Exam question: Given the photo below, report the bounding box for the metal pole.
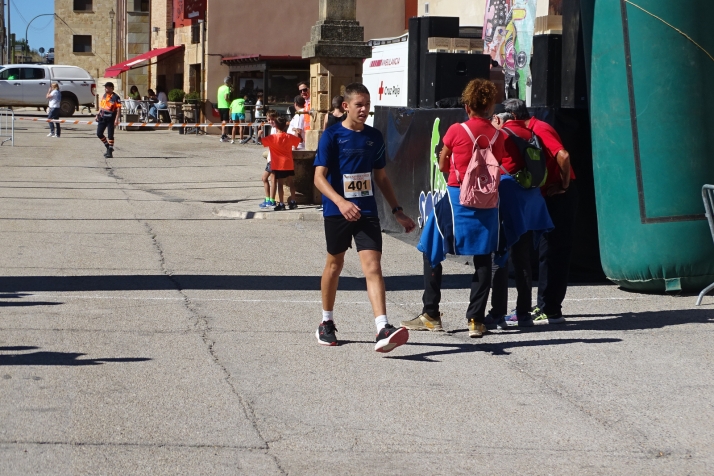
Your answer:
[24,15,55,64]
[110,18,113,66]
[7,0,11,63]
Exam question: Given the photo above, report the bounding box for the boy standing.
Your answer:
[313,83,416,353]
[288,95,306,150]
[230,95,246,144]
[259,111,278,208]
[262,116,300,211]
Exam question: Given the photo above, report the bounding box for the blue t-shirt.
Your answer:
[314,124,386,217]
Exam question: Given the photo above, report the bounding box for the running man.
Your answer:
[313,83,416,353]
[96,82,121,158]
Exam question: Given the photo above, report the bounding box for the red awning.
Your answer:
[104,46,184,78]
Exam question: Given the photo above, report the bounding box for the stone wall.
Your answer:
[126,12,150,96]
[55,0,119,80]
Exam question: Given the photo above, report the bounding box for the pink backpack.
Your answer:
[451,124,501,209]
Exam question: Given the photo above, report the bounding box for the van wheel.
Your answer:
[59,97,77,117]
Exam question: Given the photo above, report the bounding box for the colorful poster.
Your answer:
[483,0,537,101]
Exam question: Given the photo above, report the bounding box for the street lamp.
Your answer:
[109,8,115,66]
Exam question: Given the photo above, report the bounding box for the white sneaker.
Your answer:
[230,139,235,144]
[47,132,54,137]
[54,135,60,138]
[219,137,225,142]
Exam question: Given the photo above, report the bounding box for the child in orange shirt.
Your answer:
[262,116,301,211]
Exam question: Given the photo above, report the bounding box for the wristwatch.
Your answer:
[392,206,403,215]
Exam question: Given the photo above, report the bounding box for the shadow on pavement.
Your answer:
[0,275,613,293]
[554,309,714,332]
[386,338,622,362]
[0,301,62,307]
[0,349,151,366]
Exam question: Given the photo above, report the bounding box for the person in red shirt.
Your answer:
[262,116,301,211]
[502,99,578,324]
[403,78,506,338]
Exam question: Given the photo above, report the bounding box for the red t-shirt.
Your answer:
[262,132,301,170]
[443,117,509,187]
[528,117,576,189]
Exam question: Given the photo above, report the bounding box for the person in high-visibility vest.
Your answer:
[96,82,121,158]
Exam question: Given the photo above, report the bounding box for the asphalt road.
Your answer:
[0,114,712,475]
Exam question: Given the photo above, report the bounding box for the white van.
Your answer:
[362,34,409,126]
[0,64,97,116]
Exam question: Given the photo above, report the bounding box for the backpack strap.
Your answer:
[452,123,477,184]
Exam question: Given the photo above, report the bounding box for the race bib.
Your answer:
[343,172,373,198]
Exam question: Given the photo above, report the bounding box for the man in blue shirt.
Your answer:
[313,83,416,353]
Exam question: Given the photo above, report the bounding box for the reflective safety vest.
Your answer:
[99,93,121,116]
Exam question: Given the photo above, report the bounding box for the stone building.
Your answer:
[54,0,151,96]
[148,0,411,107]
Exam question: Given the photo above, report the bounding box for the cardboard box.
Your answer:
[427,37,451,52]
[450,38,471,52]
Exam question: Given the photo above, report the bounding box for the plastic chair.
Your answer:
[696,184,714,305]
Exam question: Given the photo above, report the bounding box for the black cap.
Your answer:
[104,82,115,88]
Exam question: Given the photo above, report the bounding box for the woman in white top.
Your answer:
[46,83,61,138]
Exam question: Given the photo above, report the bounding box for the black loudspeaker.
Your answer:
[408,16,460,108]
[531,35,562,108]
[561,0,588,108]
[420,53,491,108]
[407,17,422,108]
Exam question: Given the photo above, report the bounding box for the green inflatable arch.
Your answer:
[580,0,714,292]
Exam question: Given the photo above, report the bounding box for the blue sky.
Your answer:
[9,0,55,52]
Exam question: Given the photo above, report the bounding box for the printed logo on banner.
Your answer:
[418,118,447,229]
[378,81,402,101]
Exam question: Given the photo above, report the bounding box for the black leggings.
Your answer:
[422,253,491,323]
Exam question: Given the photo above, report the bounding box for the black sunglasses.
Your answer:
[299,88,309,93]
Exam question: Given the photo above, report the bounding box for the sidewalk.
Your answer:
[0,118,713,474]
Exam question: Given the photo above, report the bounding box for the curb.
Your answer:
[213,207,324,221]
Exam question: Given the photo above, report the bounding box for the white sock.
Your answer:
[322,310,333,322]
[375,315,388,331]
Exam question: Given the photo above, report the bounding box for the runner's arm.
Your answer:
[438,145,452,173]
[556,149,571,189]
[373,168,416,233]
[314,165,361,221]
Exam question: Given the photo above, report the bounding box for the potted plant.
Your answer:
[167,89,186,121]
[182,92,201,124]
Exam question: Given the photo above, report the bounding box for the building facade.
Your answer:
[149,0,410,105]
[54,0,151,96]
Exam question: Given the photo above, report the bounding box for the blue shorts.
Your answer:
[231,113,245,121]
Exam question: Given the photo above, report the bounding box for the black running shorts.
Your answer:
[218,108,230,122]
[324,215,382,255]
[273,170,295,180]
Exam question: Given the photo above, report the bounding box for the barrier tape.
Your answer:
[15,117,265,129]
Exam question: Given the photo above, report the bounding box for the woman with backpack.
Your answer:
[400,79,507,338]
[483,102,554,330]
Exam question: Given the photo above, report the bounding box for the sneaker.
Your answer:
[47,132,54,137]
[400,312,443,332]
[483,313,508,330]
[273,203,285,211]
[533,310,566,325]
[316,320,338,346]
[375,325,409,353]
[219,136,226,142]
[468,319,487,338]
[54,135,60,138]
[288,200,298,210]
[258,200,273,209]
[230,139,235,144]
[505,311,534,327]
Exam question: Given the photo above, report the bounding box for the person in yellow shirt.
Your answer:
[217,77,233,142]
